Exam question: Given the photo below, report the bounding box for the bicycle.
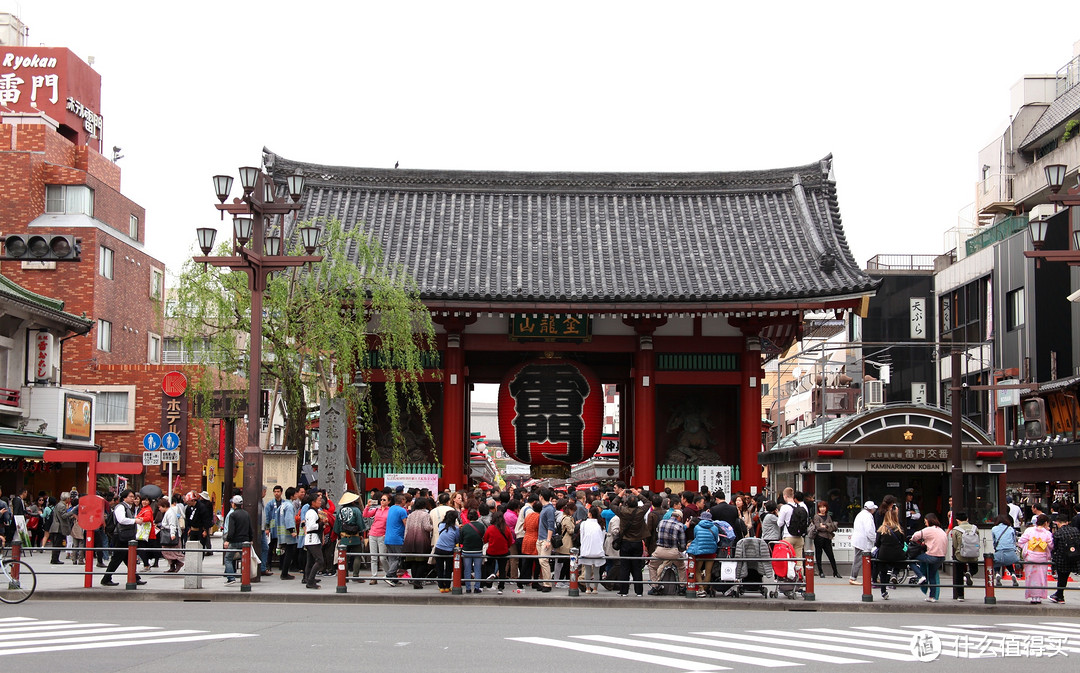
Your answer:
[1,541,37,604]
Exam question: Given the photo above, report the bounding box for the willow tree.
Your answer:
[170,217,437,474]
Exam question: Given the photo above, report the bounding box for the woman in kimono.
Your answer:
[1017,513,1054,604]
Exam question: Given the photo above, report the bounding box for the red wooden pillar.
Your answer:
[441,331,466,491]
[740,334,764,491]
[633,333,657,490]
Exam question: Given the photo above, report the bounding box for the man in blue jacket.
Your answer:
[383,493,409,586]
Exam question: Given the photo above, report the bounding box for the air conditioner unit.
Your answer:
[814,462,834,472]
[987,463,1007,474]
[865,380,885,407]
[1030,203,1056,221]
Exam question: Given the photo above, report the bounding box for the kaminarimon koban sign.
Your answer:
[498,358,603,477]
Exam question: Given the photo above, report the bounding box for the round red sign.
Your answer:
[162,371,188,397]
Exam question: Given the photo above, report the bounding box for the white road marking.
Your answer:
[0,633,255,657]
[0,626,162,641]
[638,632,868,664]
[749,629,912,652]
[694,631,918,662]
[509,636,730,671]
[574,634,797,668]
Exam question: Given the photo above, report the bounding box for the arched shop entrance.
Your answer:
[266,151,879,491]
[759,404,1007,527]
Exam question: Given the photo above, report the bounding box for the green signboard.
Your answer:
[509,314,592,341]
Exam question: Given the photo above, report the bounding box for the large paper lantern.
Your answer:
[498,358,603,466]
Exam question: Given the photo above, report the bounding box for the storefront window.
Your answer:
[963,474,998,525]
[813,474,862,526]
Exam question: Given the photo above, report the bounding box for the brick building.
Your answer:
[0,40,205,497]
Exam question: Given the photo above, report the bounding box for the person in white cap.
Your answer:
[187,490,215,557]
[223,495,252,585]
[849,500,878,584]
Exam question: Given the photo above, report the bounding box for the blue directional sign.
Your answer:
[163,432,181,451]
[143,433,162,451]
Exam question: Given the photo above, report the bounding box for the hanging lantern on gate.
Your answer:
[497,358,603,466]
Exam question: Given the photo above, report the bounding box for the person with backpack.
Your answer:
[1018,513,1054,604]
[949,511,981,601]
[776,487,809,559]
[687,510,720,598]
[1048,514,1080,604]
[100,489,146,587]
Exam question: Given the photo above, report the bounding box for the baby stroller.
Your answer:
[729,536,774,597]
[769,539,803,599]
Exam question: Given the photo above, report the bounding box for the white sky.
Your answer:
[13,1,1080,282]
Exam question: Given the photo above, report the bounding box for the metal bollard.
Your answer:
[10,540,20,581]
[336,544,347,594]
[241,542,251,592]
[983,553,996,605]
[84,530,94,589]
[803,553,815,601]
[861,552,873,602]
[685,556,697,599]
[126,540,138,590]
[568,549,579,597]
[451,546,463,595]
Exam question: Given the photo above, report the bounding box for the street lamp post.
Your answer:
[1024,163,1080,265]
[193,167,322,529]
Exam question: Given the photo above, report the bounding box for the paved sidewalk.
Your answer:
[16,539,1080,615]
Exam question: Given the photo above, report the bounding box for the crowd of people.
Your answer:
[3,481,1080,605]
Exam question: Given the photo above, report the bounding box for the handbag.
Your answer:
[135,521,152,541]
[159,526,177,546]
[720,560,737,582]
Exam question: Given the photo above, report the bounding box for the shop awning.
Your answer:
[0,445,46,459]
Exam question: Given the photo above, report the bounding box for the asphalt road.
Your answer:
[2,602,1078,672]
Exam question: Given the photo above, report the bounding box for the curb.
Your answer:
[30,590,1080,616]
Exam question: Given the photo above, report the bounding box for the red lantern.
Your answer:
[497,358,603,466]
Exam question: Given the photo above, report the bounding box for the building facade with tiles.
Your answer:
[265,149,879,493]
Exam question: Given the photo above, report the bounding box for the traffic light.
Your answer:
[1022,397,1048,440]
[2,234,81,261]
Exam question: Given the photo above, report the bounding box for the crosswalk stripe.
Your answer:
[900,625,1080,656]
[638,632,868,665]
[509,636,730,671]
[574,634,797,668]
[0,633,255,657]
[1042,622,1080,629]
[0,623,119,636]
[694,631,917,662]
[0,629,205,649]
[0,620,77,628]
[997,621,1077,635]
[749,629,912,652]
[802,628,912,644]
[0,618,36,623]
[0,626,163,641]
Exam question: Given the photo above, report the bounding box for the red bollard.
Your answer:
[685,556,697,599]
[125,540,138,590]
[569,554,580,597]
[336,544,347,594]
[803,553,815,601]
[84,530,94,589]
[861,552,873,602]
[10,540,20,581]
[983,553,996,605]
[451,546,463,595]
[240,542,251,592]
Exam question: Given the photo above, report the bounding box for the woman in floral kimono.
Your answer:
[1018,513,1054,604]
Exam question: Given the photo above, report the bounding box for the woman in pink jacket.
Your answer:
[1018,514,1054,604]
[363,494,391,585]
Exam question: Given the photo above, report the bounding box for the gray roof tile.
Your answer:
[1021,83,1080,149]
[265,151,878,305]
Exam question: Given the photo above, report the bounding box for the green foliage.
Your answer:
[171,217,437,472]
[1063,119,1080,143]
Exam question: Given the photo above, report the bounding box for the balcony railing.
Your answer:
[865,254,937,271]
[0,387,20,407]
[964,215,1029,257]
[163,349,225,364]
[359,462,442,477]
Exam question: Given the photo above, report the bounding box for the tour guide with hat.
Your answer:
[333,492,367,580]
[849,500,878,584]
